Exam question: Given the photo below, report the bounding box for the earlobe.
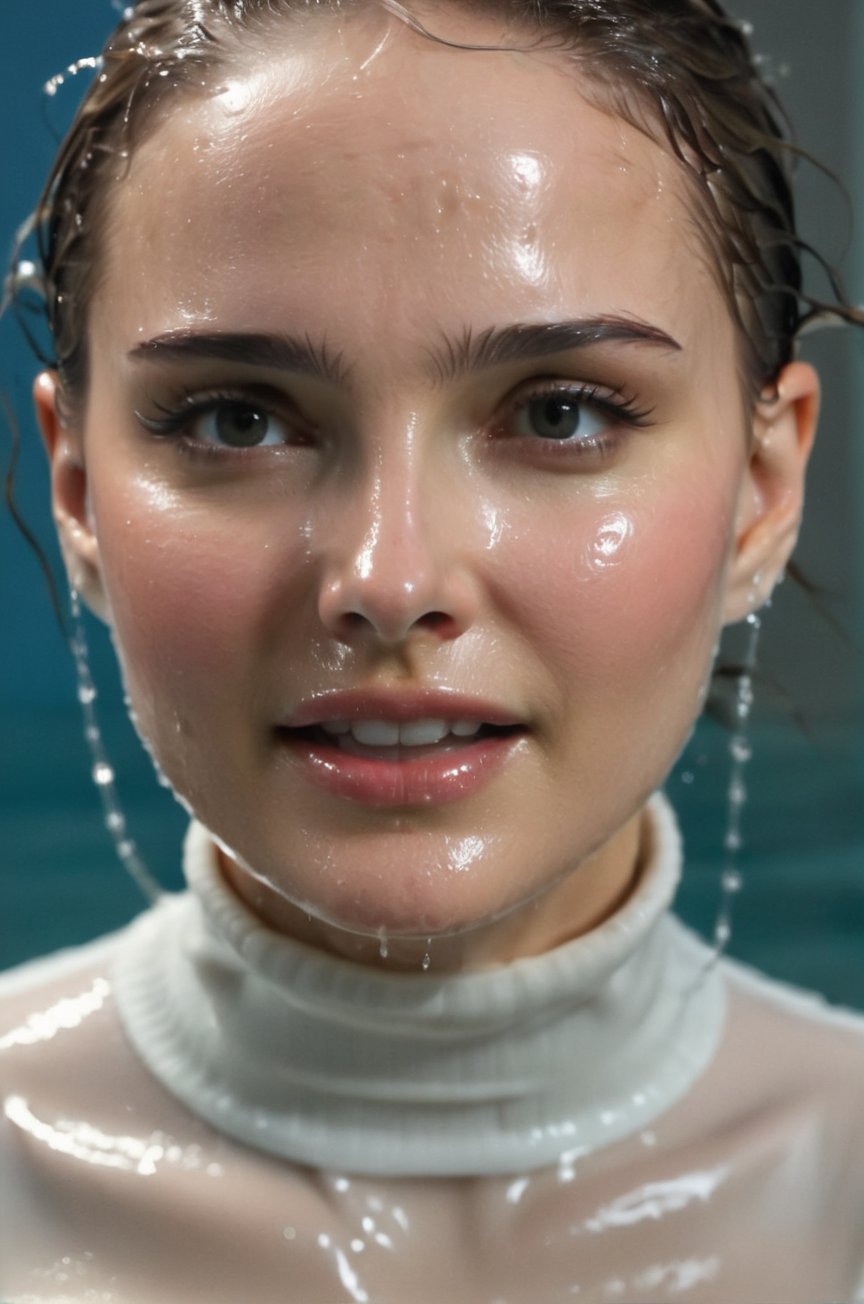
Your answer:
[33,371,109,621]
[723,360,820,625]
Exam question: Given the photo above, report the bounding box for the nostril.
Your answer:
[332,607,458,642]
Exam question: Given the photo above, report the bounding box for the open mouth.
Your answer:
[275,700,526,805]
[280,719,522,762]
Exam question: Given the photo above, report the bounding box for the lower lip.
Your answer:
[276,731,520,807]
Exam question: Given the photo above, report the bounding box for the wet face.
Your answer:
[56,10,772,965]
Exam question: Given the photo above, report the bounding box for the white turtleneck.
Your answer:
[112,793,725,1176]
[5,794,864,1303]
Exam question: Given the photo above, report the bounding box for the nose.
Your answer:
[317,462,478,646]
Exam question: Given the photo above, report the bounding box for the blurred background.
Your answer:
[1,0,863,998]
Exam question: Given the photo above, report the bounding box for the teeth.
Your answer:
[318,718,484,746]
[352,720,401,746]
[398,719,449,746]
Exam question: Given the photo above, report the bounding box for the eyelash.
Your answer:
[133,379,654,461]
[501,379,653,456]
[134,388,311,457]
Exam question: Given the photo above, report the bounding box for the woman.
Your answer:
[1,1,863,1299]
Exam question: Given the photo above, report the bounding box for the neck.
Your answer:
[112,793,727,1176]
[218,809,644,973]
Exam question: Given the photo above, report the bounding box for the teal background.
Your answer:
[1,2,862,1002]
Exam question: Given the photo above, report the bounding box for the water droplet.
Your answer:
[421,952,431,972]
[735,697,753,722]
[721,869,742,894]
[377,928,389,960]
[728,778,747,807]
[730,735,752,764]
[71,599,162,904]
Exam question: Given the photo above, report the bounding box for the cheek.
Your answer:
[494,471,737,683]
[91,475,309,711]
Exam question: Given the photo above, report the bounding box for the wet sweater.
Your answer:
[2,795,864,1303]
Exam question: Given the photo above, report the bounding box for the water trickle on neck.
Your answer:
[69,587,163,905]
[711,610,761,959]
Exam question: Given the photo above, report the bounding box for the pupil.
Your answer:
[532,396,581,440]
[217,405,268,447]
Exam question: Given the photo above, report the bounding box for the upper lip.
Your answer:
[281,689,525,729]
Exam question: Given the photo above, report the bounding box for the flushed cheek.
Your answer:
[92,482,307,724]
[498,486,735,685]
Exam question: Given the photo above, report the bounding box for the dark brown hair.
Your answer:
[7,0,863,417]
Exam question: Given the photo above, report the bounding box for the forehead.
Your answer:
[97,11,726,358]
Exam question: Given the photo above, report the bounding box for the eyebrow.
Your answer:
[128,331,349,386]
[428,316,681,382]
[127,315,681,386]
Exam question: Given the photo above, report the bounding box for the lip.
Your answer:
[281,688,523,730]
[277,689,526,808]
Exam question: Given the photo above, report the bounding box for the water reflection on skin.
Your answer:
[503,151,551,289]
[589,512,635,572]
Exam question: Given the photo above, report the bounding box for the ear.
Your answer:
[34,371,109,622]
[723,360,820,625]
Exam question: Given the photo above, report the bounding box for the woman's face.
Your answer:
[52,11,775,964]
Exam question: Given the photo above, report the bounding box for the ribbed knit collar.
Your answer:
[113,794,724,1176]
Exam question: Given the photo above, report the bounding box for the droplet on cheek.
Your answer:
[588,512,635,572]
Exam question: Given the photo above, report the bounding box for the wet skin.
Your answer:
[39,7,816,969]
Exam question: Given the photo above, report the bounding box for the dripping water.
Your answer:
[377,928,389,961]
[421,940,432,972]
[43,56,103,99]
[69,588,163,905]
[710,610,761,960]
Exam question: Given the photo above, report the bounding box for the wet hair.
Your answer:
[6,0,863,419]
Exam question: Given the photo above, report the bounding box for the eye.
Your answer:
[511,391,609,443]
[193,401,289,449]
[500,380,653,458]
[135,390,310,451]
